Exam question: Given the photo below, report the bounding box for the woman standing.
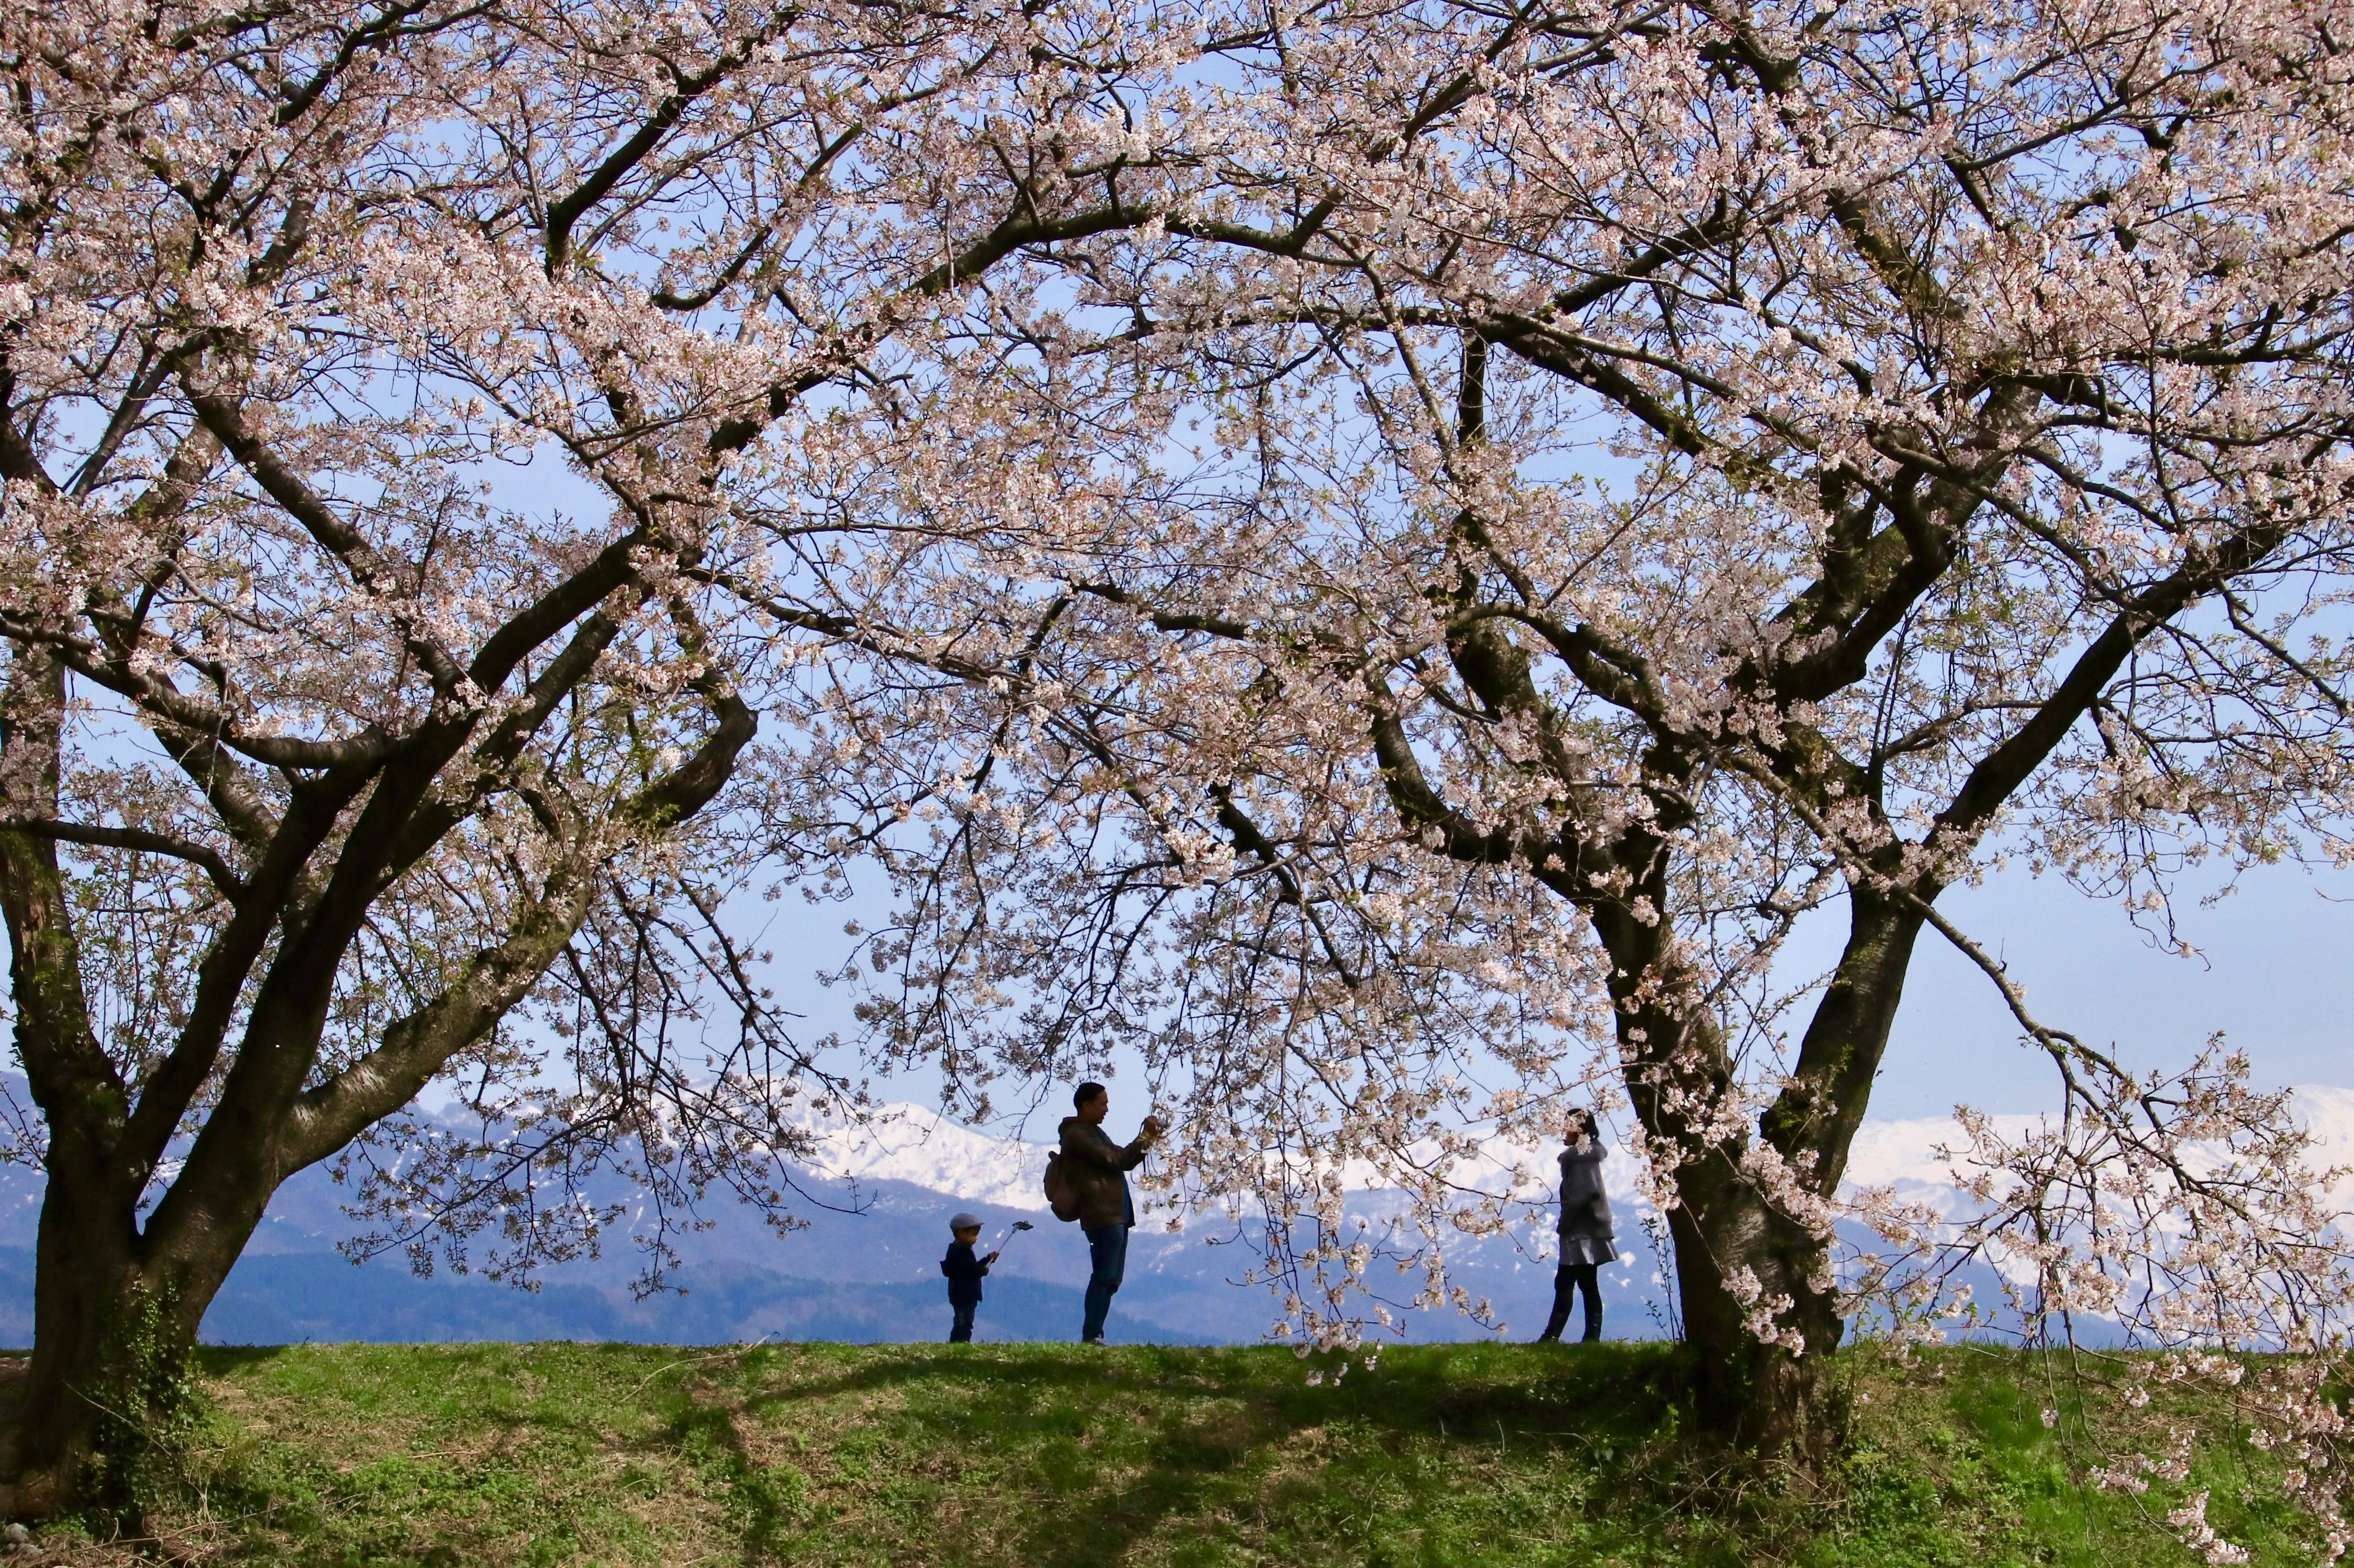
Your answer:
[1536,1109,1614,1343]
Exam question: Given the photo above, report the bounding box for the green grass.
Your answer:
[11,1339,2339,1565]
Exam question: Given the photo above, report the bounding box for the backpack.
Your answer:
[1042,1150,1083,1222]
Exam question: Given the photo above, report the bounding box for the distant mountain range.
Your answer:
[3,1084,2346,1347]
[0,1095,1662,1347]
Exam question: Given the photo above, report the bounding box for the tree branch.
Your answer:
[0,818,245,899]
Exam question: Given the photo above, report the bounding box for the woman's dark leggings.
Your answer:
[1539,1262,1602,1342]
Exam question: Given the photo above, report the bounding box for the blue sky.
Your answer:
[27,434,2307,1145]
[731,851,2353,1134]
[433,394,2354,1132]
[1845,860,2352,1117]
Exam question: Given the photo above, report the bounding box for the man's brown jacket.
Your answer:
[1057,1117,1156,1229]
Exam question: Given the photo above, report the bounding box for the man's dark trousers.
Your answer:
[949,1302,976,1343]
[1081,1223,1128,1341]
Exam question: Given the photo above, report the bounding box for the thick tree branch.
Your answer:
[1938,519,2291,837]
[281,854,600,1170]
[0,818,245,899]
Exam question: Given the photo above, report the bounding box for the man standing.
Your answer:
[1057,1083,1163,1345]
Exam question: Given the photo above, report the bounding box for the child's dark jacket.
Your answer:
[940,1240,990,1305]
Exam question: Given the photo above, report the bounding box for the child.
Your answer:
[940,1212,998,1343]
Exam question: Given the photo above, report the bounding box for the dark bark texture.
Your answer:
[0,566,749,1517]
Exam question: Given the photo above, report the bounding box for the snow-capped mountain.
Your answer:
[2,1083,2347,1347]
[795,1102,1057,1213]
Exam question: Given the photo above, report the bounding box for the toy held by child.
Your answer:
[940,1212,998,1343]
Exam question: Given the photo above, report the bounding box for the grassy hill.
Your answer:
[0,1340,2331,1566]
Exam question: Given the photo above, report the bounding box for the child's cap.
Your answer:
[950,1212,982,1231]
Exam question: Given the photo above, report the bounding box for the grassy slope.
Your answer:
[14,1340,2335,1566]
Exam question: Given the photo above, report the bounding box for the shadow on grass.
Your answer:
[34,1341,2293,1566]
[658,1398,807,1565]
[737,1342,1684,1434]
[662,1342,1693,1567]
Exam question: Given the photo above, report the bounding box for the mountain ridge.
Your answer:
[2,1083,2345,1346]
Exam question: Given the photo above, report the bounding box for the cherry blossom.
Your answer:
[0,0,1206,1514]
[779,0,2354,1470]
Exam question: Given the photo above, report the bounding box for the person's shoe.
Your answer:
[1081,1334,1107,1345]
[1531,1332,1560,1344]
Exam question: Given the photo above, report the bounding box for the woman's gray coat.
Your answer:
[1557,1141,1616,1268]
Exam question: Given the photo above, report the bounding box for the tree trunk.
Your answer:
[1760,887,1929,1196]
[1592,853,1934,1469]
[13,1186,147,1521]
[7,1168,246,1522]
[0,647,258,1522]
[1628,884,1927,1468]
[8,1180,130,1520]
[1664,1156,1848,1466]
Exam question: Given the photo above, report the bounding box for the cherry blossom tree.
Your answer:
[11,0,2354,1523]
[784,0,2354,1465]
[0,0,1204,1514]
